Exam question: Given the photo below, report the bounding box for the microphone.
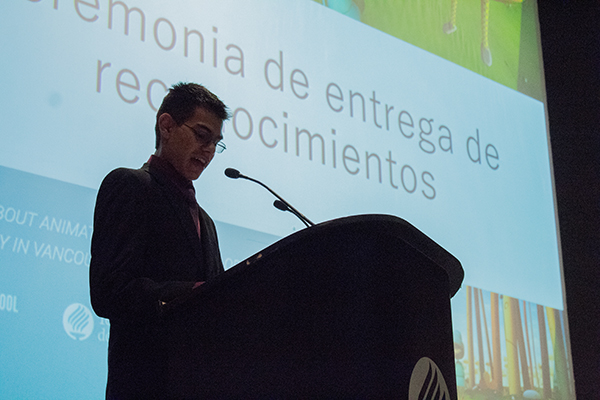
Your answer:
[273,200,288,212]
[224,168,241,179]
[224,168,315,228]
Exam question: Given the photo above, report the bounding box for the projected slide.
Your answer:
[0,0,573,398]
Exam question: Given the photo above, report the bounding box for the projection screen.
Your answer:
[0,0,575,398]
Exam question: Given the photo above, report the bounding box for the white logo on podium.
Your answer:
[63,303,94,340]
[409,357,451,400]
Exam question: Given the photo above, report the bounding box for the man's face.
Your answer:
[158,107,223,181]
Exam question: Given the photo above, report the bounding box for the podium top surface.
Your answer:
[228,214,464,297]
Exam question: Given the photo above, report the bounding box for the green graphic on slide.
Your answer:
[313,0,543,101]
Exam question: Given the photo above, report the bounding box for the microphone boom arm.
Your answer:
[242,175,315,227]
[225,168,315,227]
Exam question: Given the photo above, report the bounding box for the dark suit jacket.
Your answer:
[90,161,224,399]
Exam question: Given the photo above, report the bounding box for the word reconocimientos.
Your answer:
[96,58,500,201]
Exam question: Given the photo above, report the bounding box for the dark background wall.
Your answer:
[538,2,600,398]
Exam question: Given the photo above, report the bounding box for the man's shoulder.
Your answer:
[101,166,150,187]
[96,166,155,202]
[105,165,148,179]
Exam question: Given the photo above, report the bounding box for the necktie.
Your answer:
[186,187,201,240]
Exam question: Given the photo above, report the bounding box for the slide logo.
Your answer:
[63,303,94,341]
[408,357,450,400]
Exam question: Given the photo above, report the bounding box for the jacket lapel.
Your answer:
[144,163,204,267]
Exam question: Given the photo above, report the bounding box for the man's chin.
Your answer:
[188,168,204,181]
[187,161,208,180]
[188,173,202,181]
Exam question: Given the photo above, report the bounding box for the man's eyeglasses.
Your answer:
[183,123,226,154]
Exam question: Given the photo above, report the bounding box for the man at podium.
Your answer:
[89,82,230,399]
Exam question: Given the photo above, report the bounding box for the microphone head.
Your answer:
[224,168,241,179]
[273,200,289,211]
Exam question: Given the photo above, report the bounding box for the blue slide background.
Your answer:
[0,0,572,397]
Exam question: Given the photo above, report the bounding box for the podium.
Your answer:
[165,215,464,399]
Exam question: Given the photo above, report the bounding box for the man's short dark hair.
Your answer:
[155,82,230,149]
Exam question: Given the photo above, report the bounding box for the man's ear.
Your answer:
[158,113,176,142]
